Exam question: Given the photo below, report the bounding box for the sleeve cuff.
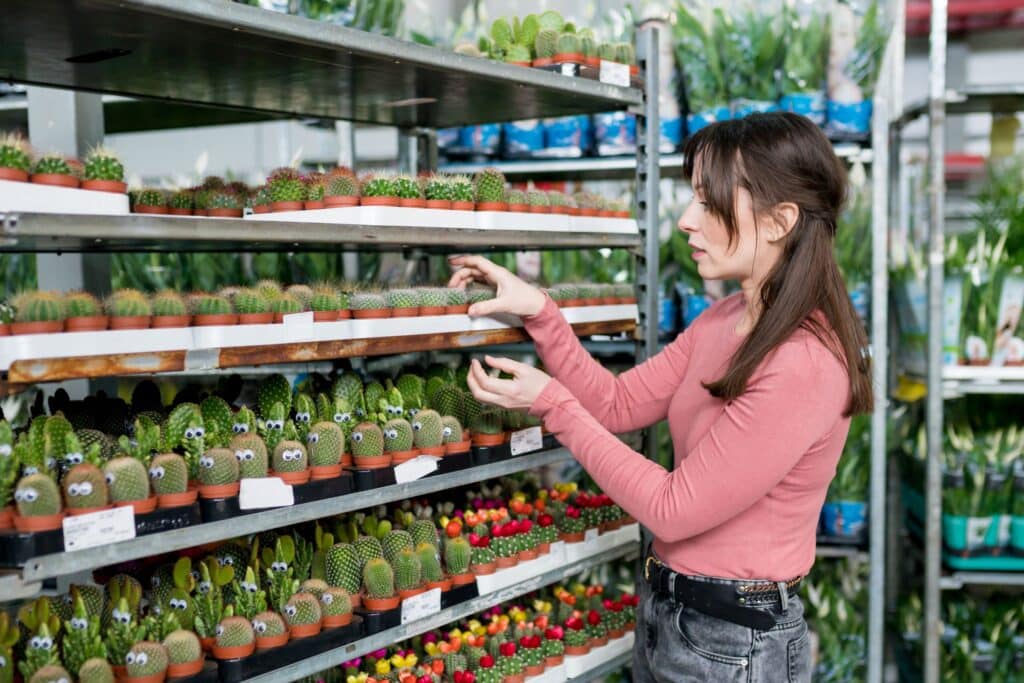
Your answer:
[522,293,562,332]
[529,377,574,421]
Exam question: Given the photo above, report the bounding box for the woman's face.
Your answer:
[677,182,764,283]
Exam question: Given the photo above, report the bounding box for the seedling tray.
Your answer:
[214,617,363,683]
[349,466,396,491]
[356,605,401,635]
[201,474,353,522]
[433,450,472,476]
[168,660,220,683]
[472,443,511,466]
[441,580,479,609]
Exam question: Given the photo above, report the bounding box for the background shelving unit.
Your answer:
[0,3,662,682]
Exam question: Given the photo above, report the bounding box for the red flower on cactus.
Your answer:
[479,655,495,669]
[538,513,554,527]
[565,506,581,519]
[565,617,584,631]
[499,642,517,657]
[609,600,624,612]
[545,626,564,640]
[519,519,533,533]
[468,532,481,546]
[587,610,601,626]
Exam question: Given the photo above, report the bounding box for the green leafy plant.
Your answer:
[782,8,829,93]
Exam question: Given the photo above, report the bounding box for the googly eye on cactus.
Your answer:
[105,472,115,484]
[335,412,351,423]
[18,488,38,502]
[174,598,188,610]
[307,433,319,444]
[125,652,136,665]
[57,678,69,683]
[200,456,214,469]
[321,593,334,605]
[191,569,200,580]
[233,423,248,434]
[216,625,224,636]
[292,450,303,461]
[234,450,245,461]
[184,428,196,439]
[195,427,206,437]
[297,412,310,423]
[135,652,149,666]
[284,605,297,617]
[0,655,7,667]
[272,420,284,430]
[271,561,288,572]
[67,483,81,496]
[23,465,39,476]
[220,555,235,566]
[45,457,56,470]
[151,576,161,587]
[253,620,267,633]
[79,481,93,495]
[413,421,423,431]
[149,465,166,479]
[352,432,363,443]
[65,452,84,465]
[244,449,254,460]
[240,581,256,593]
[198,581,212,594]
[152,604,162,615]
[408,408,420,417]
[29,636,43,649]
[71,617,88,630]
[443,426,453,438]
[41,637,53,649]
[0,444,11,456]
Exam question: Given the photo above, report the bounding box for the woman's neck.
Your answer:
[736,278,762,336]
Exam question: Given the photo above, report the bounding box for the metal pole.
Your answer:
[924,0,948,680]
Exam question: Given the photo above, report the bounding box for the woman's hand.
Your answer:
[467,356,552,411]
[447,254,547,318]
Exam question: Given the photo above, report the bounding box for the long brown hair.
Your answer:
[682,112,872,416]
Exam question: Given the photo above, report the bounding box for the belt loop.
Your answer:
[668,572,678,603]
[776,581,788,614]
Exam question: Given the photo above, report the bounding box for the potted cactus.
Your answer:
[63,291,108,332]
[350,422,389,469]
[416,287,447,316]
[319,586,352,628]
[150,290,191,328]
[81,147,126,193]
[303,172,327,210]
[360,173,400,207]
[350,291,391,320]
[310,285,341,322]
[250,185,272,214]
[0,133,32,182]
[336,288,352,319]
[197,447,240,499]
[504,43,532,66]
[230,431,270,480]
[470,409,505,447]
[562,617,590,655]
[526,189,550,214]
[213,612,256,659]
[105,289,152,330]
[324,542,362,608]
[444,535,474,586]
[361,556,399,611]
[411,409,445,457]
[610,199,631,218]
[191,293,237,326]
[307,422,344,480]
[448,175,475,210]
[149,452,196,508]
[444,288,469,315]
[272,438,310,485]
[251,610,289,650]
[423,174,453,210]
[393,547,424,599]
[132,188,167,215]
[474,168,508,211]
[547,191,570,215]
[232,288,272,324]
[123,641,169,683]
[385,288,419,317]
[324,168,360,207]
[282,592,322,639]
[266,167,306,212]
[270,293,304,323]
[207,189,244,218]
[394,174,425,208]
[469,537,497,575]
[108,423,159,513]
[12,470,64,531]
[167,189,194,216]
[382,418,418,465]
[442,415,470,455]
[31,153,80,188]
[533,28,558,67]
[417,542,451,592]
[286,284,314,309]
[11,290,65,335]
[61,439,109,516]
[542,627,565,666]
[558,506,585,543]
[0,422,18,529]
[553,32,583,65]
[162,629,203,678]
[506,189,528,212]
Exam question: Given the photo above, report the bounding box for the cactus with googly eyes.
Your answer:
[61,592,106,677]
[214,614,254,651]
[125,641,168,678]
[282,592,321,629]
[229,433,269,479]
[192,559,233,640]
[197,448,239,487]
[0,421,18,512]
[29,664,73,683]
[258,373,292,418]
[306,422,343,468]
[61,462,108,510]
[324,396,355,439]
[102,598,144,675]
[293,393,317,441]
[102,456,151,505]
[350,423,384,461]
[200,396,234,449]
[153,558,195,632]
[249,610,286,642]
[272,440,307,474]
[382,418,415,453]
[162,629,201,668]
[139,611,179,644]
[411,409,444,450]
[58,430,101,475]
[76,658,114,683]
[231,567,267,620]
[14,472,62,518]
[18,621,60,681]
[319,586,352,620]
[258,403,287,453]
[231,405,257,436]
[262,537,299,613]
[148,452,188,496]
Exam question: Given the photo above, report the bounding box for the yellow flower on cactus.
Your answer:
[472,624,487,636]
[425,642,440,657]
[375,660,391,675]
[538,490,549,500]
[439,515,450,528]
[512,492,527,502]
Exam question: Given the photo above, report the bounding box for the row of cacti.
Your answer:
[452,10,636,72]
[0,134,126,189]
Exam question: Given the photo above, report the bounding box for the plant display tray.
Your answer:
[472,443,512,465]
[349,466,397,491]
[0,178,129,215]
[526,662,567,683]
[200,473,352,521]
[475,542,566,596]
[440,580,479,609]
[355,605,401,635]
[563,523,640,564]
[562,631,635,679]
[198,496,251,523]
[137,503,202,536]
[432,449,472,476]
[214,617,363,683]
[167,659,219,683]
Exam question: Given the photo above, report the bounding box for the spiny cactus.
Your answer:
[272,440,307,473]
[408,519,439,549]
[441,416,464,445]
[444,536,472,575]
[598,42,617,61]
[197,448,239,487]
[325,172,359,198]
[350,423,384,459]
[62,463,108,510]
[230,433,269,479]
[255,279,282,299]
[134,188,166,208]
[151,290,187,317]
[320,587,352,618]
[208,189,243,210]
[148,452,187,496]
[162,629,200,665]
[304,173,326,201]
[526,189,550,208]
[362,557,395,600]
[615,42,636,65]
[33,154,75,177]
[0,133,32,174]
[423,175,454,201]
[250,611,287,640]
[13,291,65,324]
[306,422,343,467]
[415,543,444,583]
[269,293,303,316]
[168,189,193,210]
[103,457,150,503]
[83,148,124,182]
[232,288,269,315]
[507,189,527,206]
[63,291,102,318]
[28,664,70,683]
[125,641,168,678]
[381,529,414,564]
[266,167,306,204]
[393,175,422,200]
[285,285,313,308]
[361,173,397,198]
[258,374,293,418]
[324,543,361,594]
[14,473,62,517]
[192,294,233,317]
[382,418,414,453]
[393,548,422,592]
[385,288,419,310]
[105,289,152,317]
[474,168,507,204]
[215,615,255,648]
[412,409,444,449]
[350,292,387,311]
[556,32,581,55]
[535,29,559,58]
[310,286,340,313]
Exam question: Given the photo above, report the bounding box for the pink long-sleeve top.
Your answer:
[525,292,851,581]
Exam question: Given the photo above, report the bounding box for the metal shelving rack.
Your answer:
[0,2,661,680]
[885,0,1024,679]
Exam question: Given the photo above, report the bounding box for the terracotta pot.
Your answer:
[554,52,585,64]
[289,622,322,639]
[351,454,392,470]
[313,310,338,322]
[208,207,243,218]
[532,57,554,67]
[609,627,625,639]
[495,555,518,568]
[590,635,609,648]
[13,512,64,532]
[579,208,599,217]
[451,572,476,587]
[167,656,205,678]
[584,298,601,306]
[425,578,452,592]
[362,595,400,611]
[0,167,29,182]
[270,201,304,212]
[538,542,551,555]
[168,207,193,216]
[325,195,359,207]
[471,432,505,447]
[31,173,79,188]
[625,620,636,631]
[399,587,426,600]
[115,495,158,514]
[255,632,289,650]
[198,482,240,499]
[274,469,311,485]
[585,56,601,68]
[444,304,470,315]
[361,196,400,207]
[630,64,639,77]
[158,488,199,508]
[470,562,497,576]
[134,205,168,215]
[444,440,472,456]
[560,531,585,543]
[614,210,631,218]
[11,320,63,335]
[476,201,508,211]
[238,312,273,325]
[0,506,12,530]
[110,315,152,330]
[399,198,427,208]
[508,203,529,212]
[253,205,270,214]
[125,673,168,683]
[310,464,343,480]
[425,199,451,209]
[562,299,584,308]
[564,644,590,656]
[0,324,9,336]
[65,315,109,332]
[194,313,238,326]
[194,209,209,216]
[529,206,548,214]
[82,179,127,193]
[518,548,539,562]
[112,664,129,682]
[213,642,256,659]
[304,200,325,210]
[525,663,546,676]
[391,306,418,317]
[418,445,445,457]
[598,210,615,218]
[419,306,445,316]
[388,449,420,465]
[502,674,525,683]
[452,200,475,211]
[67,504,113,516]
[545,655,565,667]
[551,206,570,215]
[506,60,531,67]
[149,315,191,328]
[349,592,362,609]
[570,207,582,216]
[322,612,353,628]
[352,308,391,319]
[337,309,351,319]
[199,637,215,653]
[340,453,353,468]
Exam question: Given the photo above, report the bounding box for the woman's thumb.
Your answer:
[468,297,503,318]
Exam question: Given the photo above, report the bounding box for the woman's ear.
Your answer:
[766,202,800,242]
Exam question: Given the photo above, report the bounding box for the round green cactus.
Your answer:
[230,433,269,479]
[193,294,233,316]
[77,658,114,683]
[14,473,61,516]
[382,418,414,453]
[353,535,384,566]
[83,148,124,182]
[149,453,188,495]
[393,175,422,200]
[320,587,352,617]
[283,592,321,626]
[504,44,531,63]
[473,168,507,203]
[272,440,307,473]
[32,154,73,176]
[232,288,270,315]
[266,167,306,204]
[269,293,303,315]
[598,42,617,61]
[304,173,326,201]
[393,548,422,592]
[310,287,340,312]
[556,32,581,55]
[381,529,414,564]
[325,172,359,198]
[255,279,282,299]
[361,174,397,198]
[13,291,65,323]
[325,543,361,594]
[615,42,636,65]
[444,536,472,575]
[350,423,384,459]
[169,189,193,210]
[103,457,150,503]
[105,290,152,317]
[299,578,329,598]
[134,188,166,208]
[350,292,387,311]
[362,557,395,599]
[441,416,464,444]
[162,629,201,665]
[446,289,468,307]
[548,191,569,208]
[151,290,187,317]
[412,409,444,449]
[507,189,527,205]
[385,289,418,310]
[125,641,168,678]
[257,374,293,418]
[63,291,101,318]
[580,34,597,57]
[216,616,254,648]
[0,133,32,173]
[534,29,559,58]
[417,288,448,308]
[208,190,243,210]
[423,175,454,201]
[306,422,343,467]
[448,176,474,203]
[408,519,439,549]
[62,463,108,509]
[470,409,504,436]
[286,285,314,308]
[526,189,550,207]
[467,288,495,304]
[250,611,287,639]
[415,543,444,583]
[197,448,239,486]
[28,665,72,683]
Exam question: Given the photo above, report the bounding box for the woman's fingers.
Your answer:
[466,365,509,407]
[467,297,508,318]
[483,355,526,376]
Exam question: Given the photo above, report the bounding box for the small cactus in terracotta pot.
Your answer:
[105,290,152,330]
[63,291,108,331]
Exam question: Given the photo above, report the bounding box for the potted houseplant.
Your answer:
[450,175,476,211]
[562,617,590,656]
[124,641,169,683]
[548,191,570,215]
[31,154,80,188]
[324,542,362,608]
[11,290,65,335]
[192,293,237,326]
[542,627,565,667]
[168,189,194,216]
[197,447,241,499]
[361,557,400,612]
[442,415,471,455]
[360,173,400,207]
[0,133,32,182]
[230,431,270,480]
[207,189,245,218]
[307,422,344,480]
[533,28,558,67]
[558,506,585,543]
[445,288,469,315]
[61,446,109,516]
[304,172,327,210]
[385,288,420,317]
[383,417,418,465]
[283,592,322,639]
[193,559,233,652]
[63,291,109,331]
[470,410,505,447]
[412,409,446,457]
[490,524,519,569]
[394,548,425,600]
[233,288,273,324]
[394,174,426,208]
[272,438,311,486]
[311,285,341,322]
[526,189,550,214]
[250,185,272,214]
[444,535,475,586]
[319,587,353,628]
[213,612,256,659]
[553,32,584,65]
[351,291,391,319]
[132,188,168,215]
[350,422,390,469]
[81,147,127,193]
[266,167,307,212]
[507,189,528,212]
[149,452,197,508]
[0,422,17,530]
[424,175,453,210]
[417,288,448,317]
[108,422,160,513]
[151,290,191,328]
[163,629,204,678]
[469,536,497,575]
[105,289,153,330]
[12,471,64,532]
[251,611,289,650]
[324,168,360,207]
[417,542,451,593]
[474,168,508,211]
[270,293,304,323]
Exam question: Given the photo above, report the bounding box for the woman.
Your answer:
[448,112,872,682]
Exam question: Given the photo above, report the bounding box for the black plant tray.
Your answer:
[201,473,354,522]
[356,605,401,635]
[199,496,251,523]
[472,443,511,466]
[441,580,479,609]
[0,503,201,567]
[542,434,560,451]
[349,467,396,491]
[169,659,220,683]
[535,62,582,78]
[433,449,472,476]
[214,617,364,683]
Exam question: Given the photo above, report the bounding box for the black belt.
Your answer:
[642,555,802,631]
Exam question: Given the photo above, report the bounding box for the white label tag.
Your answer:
[599,60,630,87]
[400,588,441,624]
[510,426,543,456]
[583,528,600,552]
[966,517,991,550]
[239,477,294,509]
[394,455,440,484]
[282,311,315,341]
[63,506,136,552]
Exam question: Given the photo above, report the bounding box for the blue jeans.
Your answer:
[632,571,812,682]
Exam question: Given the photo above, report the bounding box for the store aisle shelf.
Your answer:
[895,85,1024,126]
[0,0,640,128]
[817,544,870,561]
[244,541,639,683]
[939,571,1024,590]
[940,365,1024,397]
[567,652,633,683]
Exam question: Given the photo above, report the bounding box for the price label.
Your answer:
[282,311,315,341]
[401,588,441,624]
[394,455,440,484]
[239,478,294,509]
[63,506,135,552]
[599,60,630,87]
[510,426,543,456]
[583,528,600,552]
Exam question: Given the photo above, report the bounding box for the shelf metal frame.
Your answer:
[939,571,1024,590]
[244,542,639,683]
